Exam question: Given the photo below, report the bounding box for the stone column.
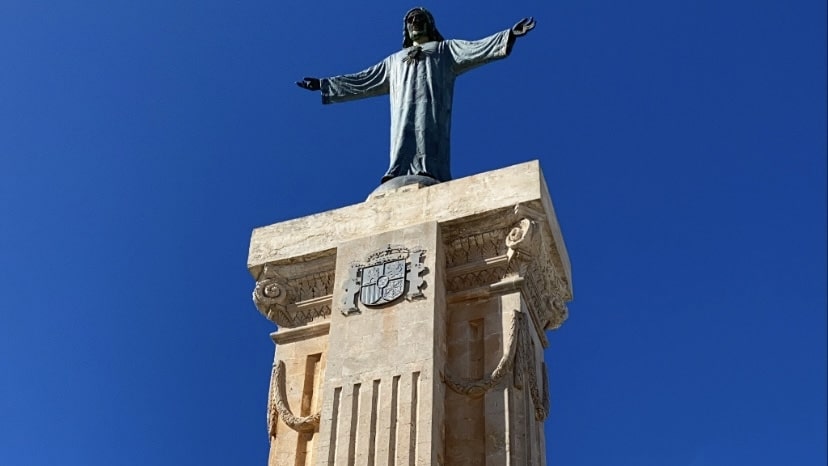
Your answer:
[249,161,572,466]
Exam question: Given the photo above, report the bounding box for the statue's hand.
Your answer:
[296,77,321,91]
[511,17,536,37]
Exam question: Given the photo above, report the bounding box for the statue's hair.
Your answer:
[403,7,444,48]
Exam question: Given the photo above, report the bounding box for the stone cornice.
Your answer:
[271,322,331,345]
[443,203,572,337]
[248,161,572,292]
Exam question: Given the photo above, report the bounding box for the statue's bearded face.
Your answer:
[406,10,431,43]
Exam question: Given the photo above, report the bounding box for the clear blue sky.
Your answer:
[1,1,825,465]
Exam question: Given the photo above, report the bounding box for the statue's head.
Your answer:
[403,7,444,48]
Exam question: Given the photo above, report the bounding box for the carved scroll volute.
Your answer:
[505,218,540,275]
[252,264,292,324]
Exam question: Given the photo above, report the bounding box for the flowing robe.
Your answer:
[320,30,513,183]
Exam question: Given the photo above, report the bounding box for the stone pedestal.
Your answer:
[249,161,572,466]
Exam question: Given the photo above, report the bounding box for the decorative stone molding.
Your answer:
[446,260,510,294]
[292,270,335,302]
[445,227,511,268]
[271,322,330,346]
[267,360,321,436]
[252,256,336,328]
[279,302,331,328]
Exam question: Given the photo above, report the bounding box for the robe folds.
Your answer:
[320,29,512,183]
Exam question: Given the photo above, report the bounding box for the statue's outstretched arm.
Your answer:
[511,17,536,37]
[296,77,321,91]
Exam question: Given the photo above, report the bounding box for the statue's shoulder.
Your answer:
[424,41,446,53]
[392,47,411,59]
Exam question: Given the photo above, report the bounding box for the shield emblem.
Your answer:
[359,259,406,306]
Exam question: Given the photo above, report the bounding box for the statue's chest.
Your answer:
[389,45,453,93]
[397,45,444,70]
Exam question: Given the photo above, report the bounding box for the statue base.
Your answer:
[368,174,442,200]
[249,161,573,465]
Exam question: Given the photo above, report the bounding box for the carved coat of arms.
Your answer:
[341,246,426,315]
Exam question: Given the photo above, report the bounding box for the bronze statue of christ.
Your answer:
[298,8,536,184]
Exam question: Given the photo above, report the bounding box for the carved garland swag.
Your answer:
[442,310,550,422]
[267,360,321,436]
